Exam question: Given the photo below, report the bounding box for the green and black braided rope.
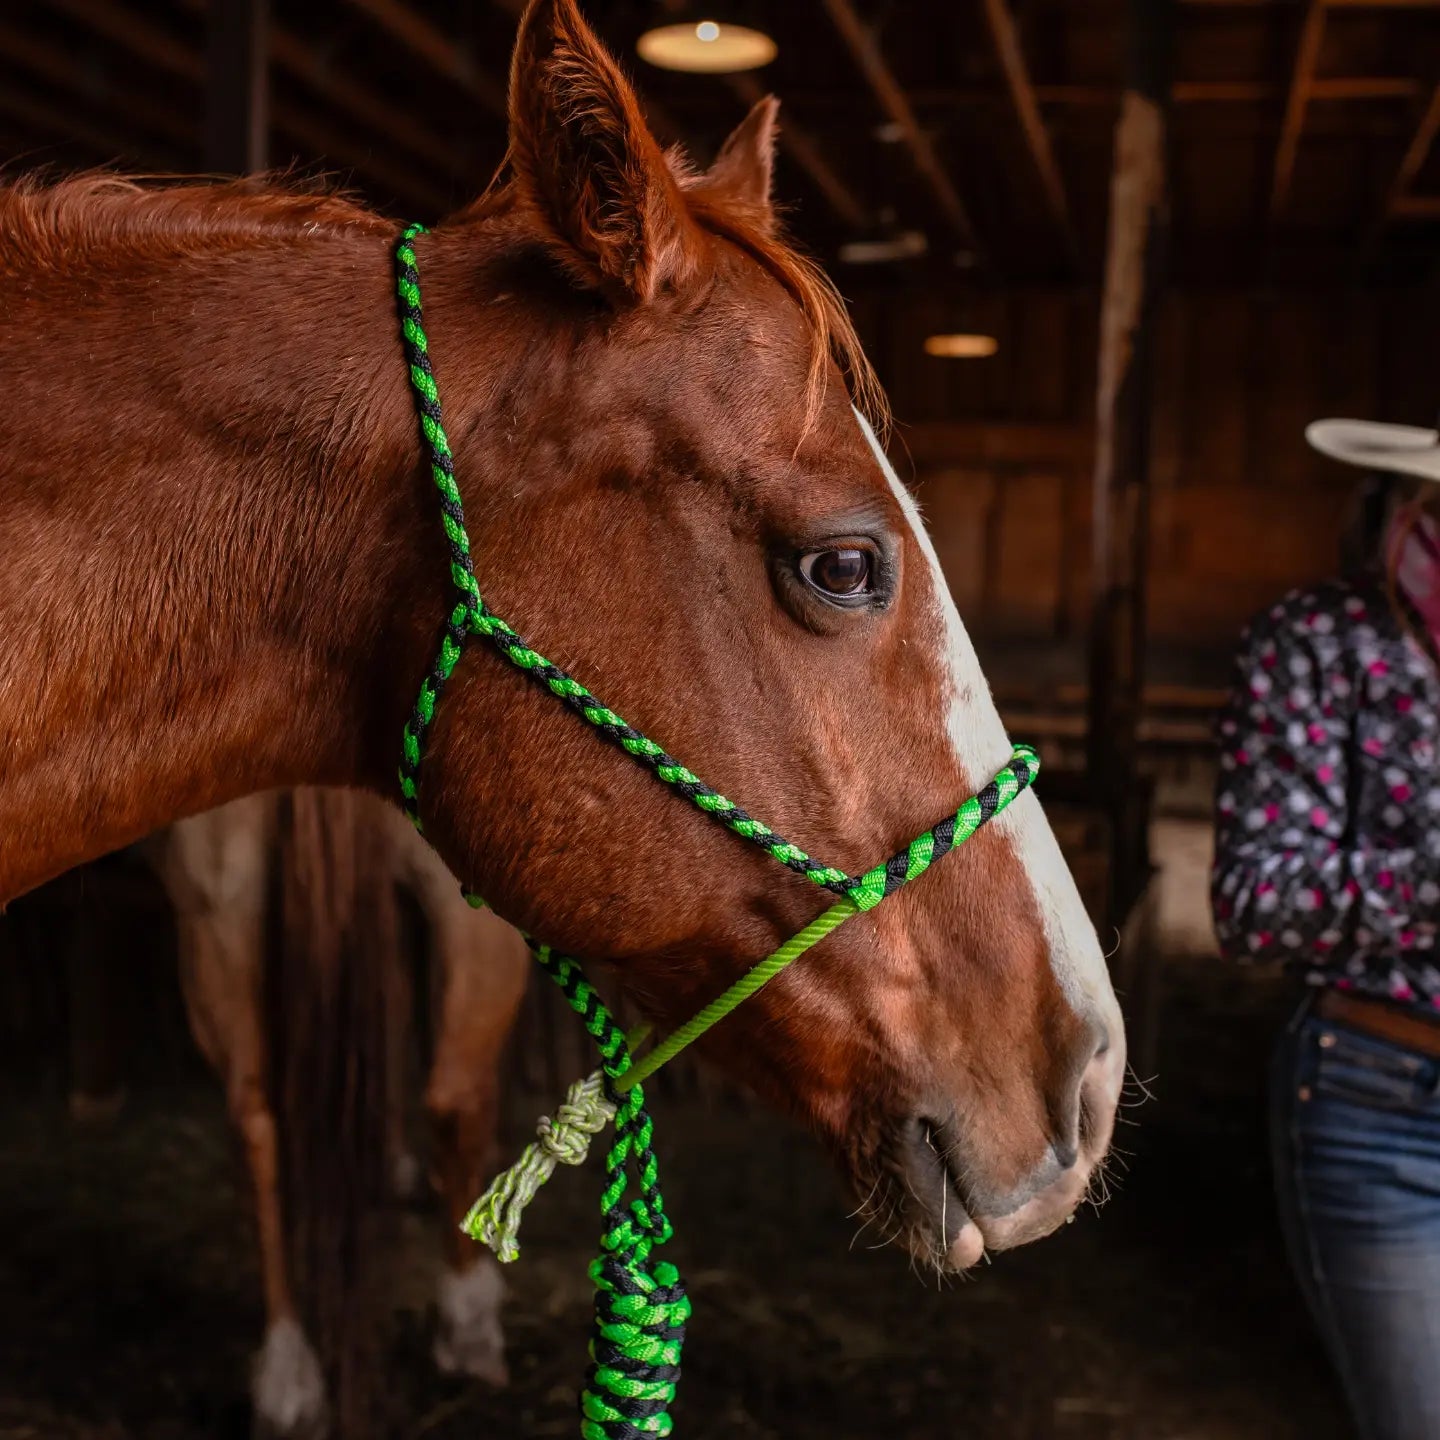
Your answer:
[535,944,691,1439]
[844,745,1038,912]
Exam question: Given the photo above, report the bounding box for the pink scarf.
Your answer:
[1387,505,1440,652]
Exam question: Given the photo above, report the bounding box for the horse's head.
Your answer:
[414,0,1124,1271]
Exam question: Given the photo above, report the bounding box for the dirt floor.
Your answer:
[0,951,1350,1440]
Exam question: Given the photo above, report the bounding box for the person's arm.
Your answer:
[1212,602,1440,966]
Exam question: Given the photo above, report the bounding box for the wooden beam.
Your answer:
[1385,83,1440,212]
[205,0,268,173]
[979,0,1077,267]
[1391,191,1440,219]
[1026,77,1419,106]
[345,0,508,117]
[1087,0,1174,921]
[819,0,982,255]
[47,0,444,210]
[1184,0,1440,6]
[1270,0,1325,222]
[268,27,466,182]
[725,72,869,229]
[901,420,1092,469]
[46,0,201,81]
[0,19,194,149]
[269,101,450,212]
[174,0,467,184]
[0,81,180,167]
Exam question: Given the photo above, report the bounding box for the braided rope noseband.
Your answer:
[394,224,1038,1438]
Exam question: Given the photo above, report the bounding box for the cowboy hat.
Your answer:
[1306,418,1440,483]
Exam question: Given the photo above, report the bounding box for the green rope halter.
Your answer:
[393,224,1038,1438]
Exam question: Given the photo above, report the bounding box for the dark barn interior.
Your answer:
[5,1,1440,1436]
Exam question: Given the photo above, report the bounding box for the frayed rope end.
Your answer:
[460,1070,615,1264]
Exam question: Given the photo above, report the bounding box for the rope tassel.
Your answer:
[463,945,690,1437]
[462,1070,615,1263]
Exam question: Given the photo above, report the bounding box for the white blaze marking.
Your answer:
[853,409,1116,1019]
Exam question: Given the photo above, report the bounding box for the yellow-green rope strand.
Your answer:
[615,899,859,1094]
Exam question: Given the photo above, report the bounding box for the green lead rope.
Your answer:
[392,225,1040,1439]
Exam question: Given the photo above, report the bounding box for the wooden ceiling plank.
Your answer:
[45,0,444,210]
[1030,78,1420,105]
[0,19,193,148]
[268,23,469,180]
[1384,82,1440,215]
[1270,0,1325,222]
[345,0,508,117]
[818,0,982,255]
[0,80,179,167]
[979,0,1078,266]
[269,98,449,212]
[47,0,201,82]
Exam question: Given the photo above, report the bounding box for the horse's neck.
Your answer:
[0,228,443,902]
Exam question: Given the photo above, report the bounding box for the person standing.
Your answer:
[1213,417,1440,1440]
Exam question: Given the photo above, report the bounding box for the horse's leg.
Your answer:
[393,817,529,1388]
[155,799,328,1438]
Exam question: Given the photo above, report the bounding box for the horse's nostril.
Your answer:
[1052,1139,1079,1171]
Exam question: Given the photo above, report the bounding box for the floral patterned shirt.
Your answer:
[1212,575,1440,1012]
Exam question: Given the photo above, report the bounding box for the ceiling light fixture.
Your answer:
[637,19,777,74]
[924,333,1000,359]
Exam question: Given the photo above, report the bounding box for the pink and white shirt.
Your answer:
[1213,576,1440,1012]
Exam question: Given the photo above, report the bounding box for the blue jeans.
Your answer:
[1272,997,1440,1440]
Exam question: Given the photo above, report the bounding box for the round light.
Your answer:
[637,21,777,74]
[925,333,999,359]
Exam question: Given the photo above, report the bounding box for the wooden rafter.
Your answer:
[1383,83,1440,218]
[0,18,193,149]
[979,0,1077,266]
[1269,0,1325,222]
[0,80,180,168]
[818,0,981,254]
[43,0,446,210]
[268,27,466,182]
[345,0,508,118]
[725,72,869,230]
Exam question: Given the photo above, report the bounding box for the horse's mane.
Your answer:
[0,171,390,276]
[2,167,886,429]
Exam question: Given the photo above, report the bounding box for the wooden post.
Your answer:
[1087,0,1173,923]
[205,0,269,175]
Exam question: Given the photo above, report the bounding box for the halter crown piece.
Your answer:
[394,225,1039,1439]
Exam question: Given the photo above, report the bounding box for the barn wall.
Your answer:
[855,283,1440,682]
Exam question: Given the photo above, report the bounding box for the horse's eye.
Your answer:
[799,547,874,600]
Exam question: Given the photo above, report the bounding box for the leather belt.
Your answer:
[1316,989,1440,1061]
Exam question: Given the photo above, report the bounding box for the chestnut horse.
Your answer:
[0,0,1123,1322]
[148,791,527,1433]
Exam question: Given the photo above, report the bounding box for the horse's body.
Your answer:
[148,792,527,1432]
[2,0,1124,1311]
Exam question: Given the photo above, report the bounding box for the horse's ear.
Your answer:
[508,0,701,302]
[706,96,780,226]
